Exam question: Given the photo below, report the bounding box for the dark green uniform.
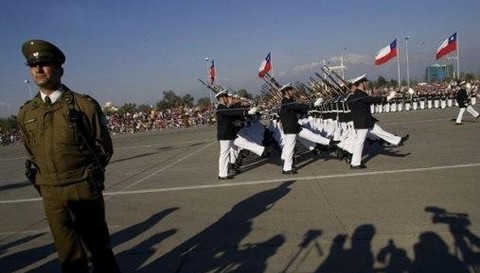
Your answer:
[17,86,119,273]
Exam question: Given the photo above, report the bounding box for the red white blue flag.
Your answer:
[209,59,216,84]
[375,39,397,65]
[258,52,272,78]
[436,32,457,60]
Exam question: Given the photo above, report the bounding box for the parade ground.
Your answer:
[1,107,479,273]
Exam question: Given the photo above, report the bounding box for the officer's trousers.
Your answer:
[41,182,119,273]
[456,106,480,124]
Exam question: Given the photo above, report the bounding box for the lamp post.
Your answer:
[405,36,411,89]
[24,79,32,98]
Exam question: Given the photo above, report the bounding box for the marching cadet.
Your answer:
[17,39,120,273]
[215,90,257,179]
[455,80,479,125]
[279,83,333,174]
[347,74,409,169]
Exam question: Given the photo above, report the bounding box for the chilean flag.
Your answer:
[258,52,272,78]
[375,39,397,65]
[209,59,216,84]
[436,32,457,60]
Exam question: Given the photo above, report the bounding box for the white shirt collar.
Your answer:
[40,88,63,104]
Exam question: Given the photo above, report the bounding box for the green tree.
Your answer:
[182,94,194,107]
[117,103,137,115]
[465,73,476,81]
[0,116,17,131]
[156,100,170,110]
[236,89,253,99]
[196,97,212,108]
[137,104,152,113]
[377,76,387,87]
[162,90,182,107]
[389,79,398,87]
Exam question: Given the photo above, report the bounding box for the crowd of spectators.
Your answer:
[107,106,217,134]
[0,129,21,146]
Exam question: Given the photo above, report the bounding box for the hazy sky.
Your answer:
[1,0,479,117]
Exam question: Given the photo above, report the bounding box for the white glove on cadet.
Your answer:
[386,91,397,102]
[248,107,258,115]
[314,98,324,106]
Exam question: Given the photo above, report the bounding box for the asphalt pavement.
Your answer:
[1,107,479,273]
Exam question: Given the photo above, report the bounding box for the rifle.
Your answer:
[265,73,282,89]
[198,78,220,94]
[320,66,347,95]
[323,65,350,91]
[315,73,342,96]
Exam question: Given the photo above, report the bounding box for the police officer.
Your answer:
[455,80,479,125]
[348,74,409,169]
[17,40,120,273]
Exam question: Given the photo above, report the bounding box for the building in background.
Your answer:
[425,64,454,82]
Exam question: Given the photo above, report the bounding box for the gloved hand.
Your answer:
[314,98,324,106]
[248,107,258,115]
[233,120,243,127]
[387,91,397,102]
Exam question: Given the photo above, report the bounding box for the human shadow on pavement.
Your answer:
[0,181,32,192]
[0,237,56,273]
[424,206,480,272]
[409,231,470,273]
[112,207,180,272]
[0,233,56,273]
[27,207,179,273]
[137,181,294,273]
[281,229,323,273]
[315,224,376,273]
[312,206,479,273]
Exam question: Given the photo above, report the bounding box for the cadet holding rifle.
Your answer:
[17,39,120,273]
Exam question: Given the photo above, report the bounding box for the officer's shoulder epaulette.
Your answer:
[20,98,39,110]
[80,93,94,101]
[72,92,98,105]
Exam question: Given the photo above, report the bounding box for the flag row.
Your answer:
[375,32,458,66]
[207,32,458,85]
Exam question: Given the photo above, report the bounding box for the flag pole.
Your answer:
[205,57,213,105]
[396,38,401,87]
[456,32,460,79]
[405,36,411,89]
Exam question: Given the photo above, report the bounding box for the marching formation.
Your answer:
[201,53,479,179]
[201,62,418,179]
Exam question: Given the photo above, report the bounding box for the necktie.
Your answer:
[45,96,52,106]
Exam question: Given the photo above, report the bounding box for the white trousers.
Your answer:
[298,128,331,146]
[218,140,234,177]
[282,134,297,171]
[351,124,402,166]
[368,124,401,145]
[234,135,265,156]
[351,129,368,167]
[413,102,418,110]
[456,106,480,124]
